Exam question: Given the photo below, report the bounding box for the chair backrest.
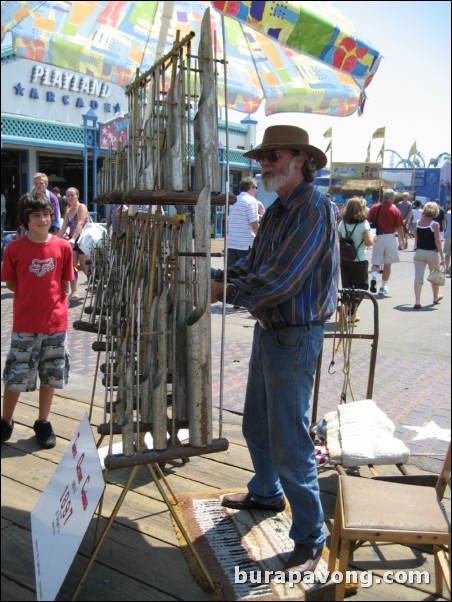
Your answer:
[436,443,451,499]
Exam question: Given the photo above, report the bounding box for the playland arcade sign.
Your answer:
[2,57,126,123]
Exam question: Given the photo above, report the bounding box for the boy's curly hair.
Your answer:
[18,192,54,228]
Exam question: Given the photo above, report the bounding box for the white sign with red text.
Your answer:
[31,414,105,601]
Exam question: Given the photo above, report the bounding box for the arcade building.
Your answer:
[1,44,257,230]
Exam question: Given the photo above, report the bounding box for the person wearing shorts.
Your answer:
[4,332,70,392]
[368,189,404,295]
[413,202,446,309]
[1,192,74,448]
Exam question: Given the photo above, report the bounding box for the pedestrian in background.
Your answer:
[1,192,74,448]
[338,196,375,311]
[408,199,424,238]
[1,190,6,233]
[433,199,446,241]
[413,201,446,309]
[58,187,89,301]
[52,186,66,216]
[397,191,412,249]
[256,199,266,224]
[32,173,61,233]
[326,192,340,224]
[227,177,260,267]
[106,203,128,239]
[444,204,451,276]
[368,189,404,295]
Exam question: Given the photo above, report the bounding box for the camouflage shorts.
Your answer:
[3,332,70,392]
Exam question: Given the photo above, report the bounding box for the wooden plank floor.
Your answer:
[1,388,450,601]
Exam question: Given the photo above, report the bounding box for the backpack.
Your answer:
[340,223,361,261]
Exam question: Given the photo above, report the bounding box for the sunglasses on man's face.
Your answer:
[255,150,284,165]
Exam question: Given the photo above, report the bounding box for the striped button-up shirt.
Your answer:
[226,181,339,324]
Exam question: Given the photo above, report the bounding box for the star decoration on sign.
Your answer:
[14,83,25,95]
[402,421,450,442]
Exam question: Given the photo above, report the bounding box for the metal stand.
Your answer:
[311,288,409,477]
[71,443,227,600]
[311,289,379,430]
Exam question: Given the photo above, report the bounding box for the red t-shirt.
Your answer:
[368,201,403,234]
[1,235,74,332]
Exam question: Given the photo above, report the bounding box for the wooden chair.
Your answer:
[328,444,451,600]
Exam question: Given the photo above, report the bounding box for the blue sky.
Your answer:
[255,1,451,167]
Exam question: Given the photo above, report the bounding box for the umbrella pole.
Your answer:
[218,15,231,440]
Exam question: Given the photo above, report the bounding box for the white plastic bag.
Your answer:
[77,222,106,256]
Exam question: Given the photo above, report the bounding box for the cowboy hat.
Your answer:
[244,125,327,169]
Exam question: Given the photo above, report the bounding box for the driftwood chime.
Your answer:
[74,10,231,470]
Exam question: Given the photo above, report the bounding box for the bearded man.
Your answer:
[211,125,339,577]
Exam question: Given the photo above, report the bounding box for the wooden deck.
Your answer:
[1,387,450,601]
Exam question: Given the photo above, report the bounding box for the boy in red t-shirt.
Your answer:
[1,192,74,448]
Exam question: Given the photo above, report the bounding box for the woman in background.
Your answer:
[413,202,445,309]
[338,196,376,321]
[58,187,89,301]
[338,197,375,289]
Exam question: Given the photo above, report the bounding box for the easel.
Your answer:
[72,435,228,600]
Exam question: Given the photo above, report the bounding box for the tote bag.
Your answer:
[427,266,446,286]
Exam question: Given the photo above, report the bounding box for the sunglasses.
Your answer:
[250,185,258,189]
[255,150,283,165]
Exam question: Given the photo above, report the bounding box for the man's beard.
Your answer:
[261,156,299,192]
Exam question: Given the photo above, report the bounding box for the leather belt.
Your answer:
[257,319,324,331]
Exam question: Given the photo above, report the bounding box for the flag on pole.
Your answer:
[372,127,386,139]
[323,127,333,138]
[325,140,332,154]
[378,143,385,161]
[365,142,371,163]
[409,141,417,155]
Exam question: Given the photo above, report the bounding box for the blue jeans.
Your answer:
[242,322,325,548]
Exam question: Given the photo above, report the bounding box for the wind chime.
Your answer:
[73,10,231,596]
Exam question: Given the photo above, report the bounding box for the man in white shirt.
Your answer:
[227,177,260,267]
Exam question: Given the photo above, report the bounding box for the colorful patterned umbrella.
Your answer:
[1,1,381,116]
